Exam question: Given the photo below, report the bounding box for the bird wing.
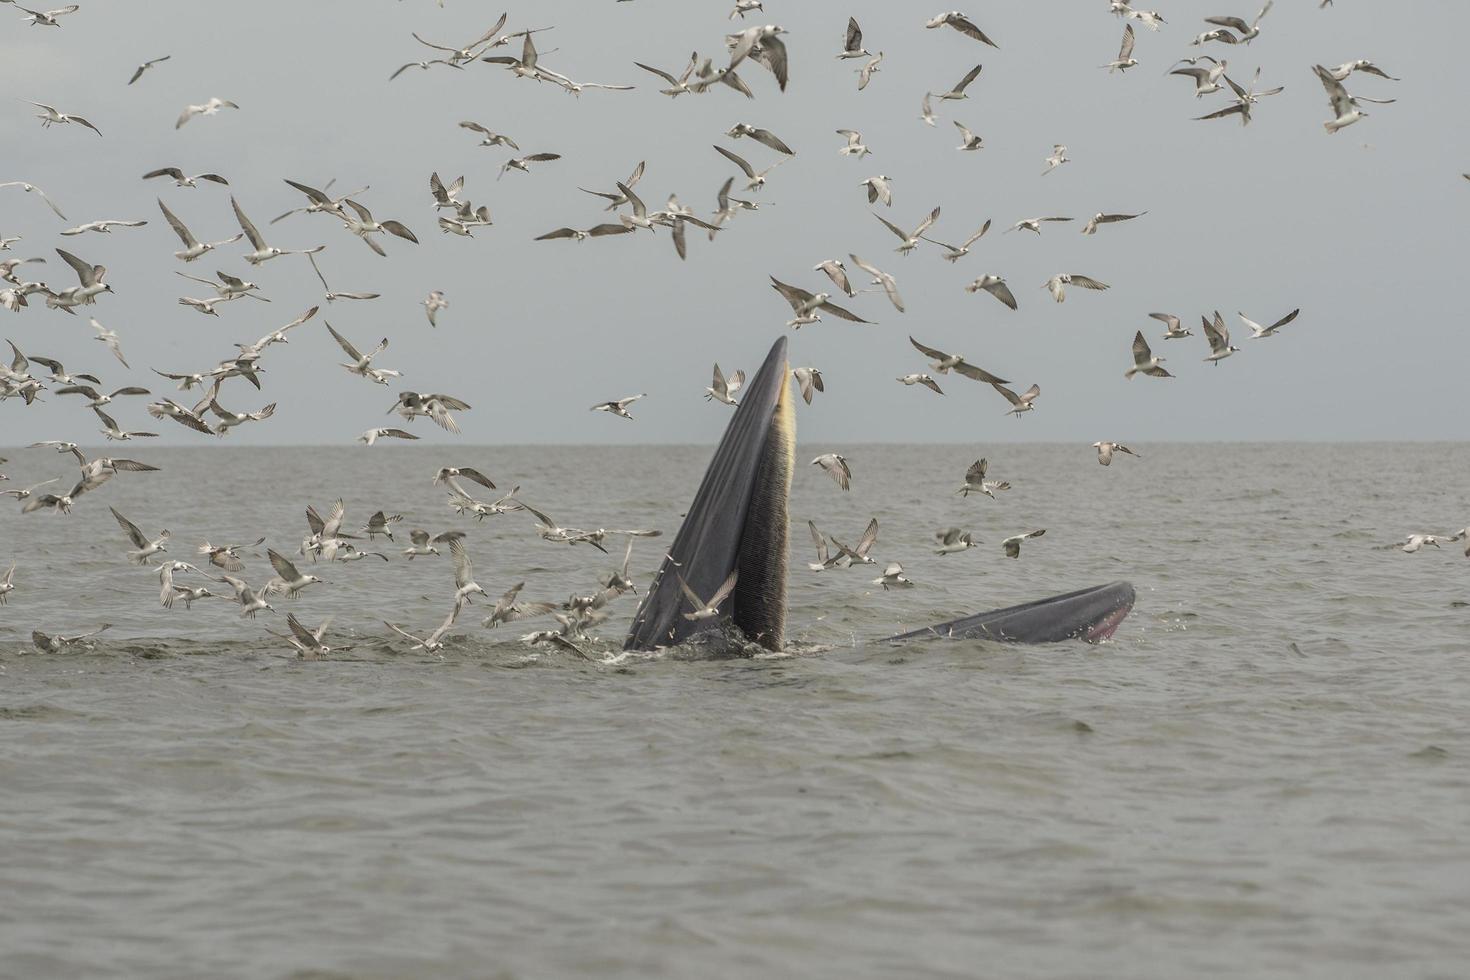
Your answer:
[1132,331,1152,363]
[872,213,911,242]
[713,144,756,179]
[325,321,362,361]
[966,458,988,483]
[816,298,870,322]
[708,569,739,608]
[986,280,1017,310]
[948,15,998,47]
[992,382,1021,407]
[1119,24,1135,60]
[110,506,149,548]
[56,247,94,286]
[951,63,983,94]
[952,361,1009,385]
[908,336,948,362]
[231,196,266,249]
[769,277,812,311]
[1269,308,1300,331]
[913,206,942,238]
[449,537,473,587]
[268,548,300,582]
[1069,275,1110,290]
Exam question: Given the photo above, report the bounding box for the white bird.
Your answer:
[859,175,893,207]
[449,536,488,612]
[232,196,323,265]
[276,614,341,660]
[1081,211,1146,235]
[385,607,461,652]
[678,570,739,621]
[209,394,276,435]
[32,625,112,653]
[897,373,943,395]
[955,458,1009,499]
[339,199,419,257]
[1125,331,1174,379]
[872,562,913,590]
[1008,215,1072,234]
[1093,442,1141,466]
[0,562,14,604]
[805,521,840,572]
[770,276,871,328]
[857,51,883,90]
[836,129,871,158]
[964,274,1016,310]
[158,199,241,262]
[94,407,158,442]
[704,364,745,406]
[873,206,941,255]
[1151,312,1193,340]
[1042,144,1069,176]
[1043,273,1109,303]
[993,382,1041,418]
[1326,60,1399,82]
[305,252,379,303]
[792,366,824,404]
[713,145,787,193]
[107,507,168,564]
[1202,311,1240,364]
[935,527,979,555]
[837,16,869,59]
[358,427,418,446]
[919,92,936,126]
[811,453,852,490]
[1204,1,1274,43]
[1103,24,1137,72]
[1196,69,1286,125]
[935,64,983,102]
[1002,529,1046,558]
[263,548,323,599]
[814,259,854,297]
[1240,308,1300,338]
[142,167,228,188]
[729,0,763,19]
[591,393,645,420]
[924,220,990,263]
[925,12,998,48]
[391,392,471,432]
[423,290,448,326]
[725,24,789,92]
[1171,57,1229,97]
[907,337,1009,383]
[832,517,881,568]
[60,219,146,237]
[128,55,171,85]
[849,254,905,312]
[52,247,113,306]
[401,528,459,560]
[0,181,67,220]
[13,3,80,27]
[953,121,984,151]
[216,574,274,619]
[176,97,239,129]
[326,322,399,385]
[1400,534,1445,554]
[30,102,101,136]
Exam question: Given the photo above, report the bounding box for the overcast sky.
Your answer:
[2,0,1466,447]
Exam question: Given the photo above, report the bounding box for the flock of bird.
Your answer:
[0,2,1459,656]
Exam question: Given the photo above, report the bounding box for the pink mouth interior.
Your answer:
[1085,601,1134,642]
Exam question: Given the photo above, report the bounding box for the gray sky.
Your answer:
[2,0,1466,447]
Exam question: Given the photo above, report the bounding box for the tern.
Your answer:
[0,562,14,603]
[272,178,366,224]
[849,254,905,312]
[1202,311,1240,364]
[872,563,913,590]
[1093,442,1141,466]
[0,478,59,502]
[725,24,789,92]
[30,102,101,136]
[1103,25,1137,72]
[358,427,418,446]
[811,453,852,490]
[1042,144,1069,176]
[0,181,67,220]
[1327,60,1399,82]
[483,583,559,630]
[1126,331,1174,379]
[458,120,520,149]
[1240,308,1300,338]
[704,364,745,406]
[814,259,854,297]
[1172,57,1229,96]
[678,570,738,621]
[14,3,80,27]
[792,366,824,404]
[306,252,379,303]
[263,549,323,599]
[1081,211,1146,235]
[993,382,1041,418]
[919,92,936,127]
[386,608,461,652]
[714,145,787,192]
[805,521,841,572]
[32,625,112,653]
[209,395,276,435]
[635,55,699,98]
[836,129,871,158]
[925,12,998,48]
[726,122,795,155]
[158,199,242,262]
[935,528,979,555]
[94,408,158,442]
[232,197,323,264]
[401,528,456,560]
[128,55,171,85]
[1204,2,1273,43]
[923,219,990,262]
[327,322,400,385]
[499,153,561,179]
[770,276,870,328]
[448,537,489,611]
[859,175,893,206]
[907,337,1008,383]
[837,16,869,59]
[1008,216,1072,234]
[955,458,1009,498]
[1043,274,1110,303]
[339,199,418,257]
[897,373,943,394]
[110,507,169,564]
[1002,529,1046,558]
[1151,312,1193,339]
[361,511,403,541]
[935,64,983,101]
[176,97,239,129]
[147,398,214,435]
[856,51,883,90]
[591,393,645,420]
[964,275,1017,310]
[144,167,227,188]
[953,122,984,151]
[423,291,448,326]
[60,219,146,237]
[391,392,471,432]
[1196,69,1285,125]
[216,574,274,618]
[579,160,645,211]
[873,206,941,255]
[1400,535,1445,554]
[26,355,98,387]
[52,247,112,306]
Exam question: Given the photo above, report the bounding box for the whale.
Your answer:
[624,336,1135,652]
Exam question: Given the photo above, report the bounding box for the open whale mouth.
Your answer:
[624,336,1137,653]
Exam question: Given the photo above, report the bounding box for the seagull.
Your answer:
[805,521,842,572]
[1043,274,1109,303]
[13,3,80,27]
[337,199,418,257]
[176,97,239,129]
[272,178,366,224]
[144,168,229,191]
[110,507,169,564]
[209,395,276,435]
[158,560,206,608]
[32,625,112,653]
[499,153,561,179]
[386,607,462,652]
[770,276,870,328]
[923,220,990,262]
[1093,442,1141,466]
[75,456,161,496]
[849,254,905,312]
[482,582,559,630]
[634,56,699,98]
[1327,60,1399,82]
[423,291,448,326]
[678,570,739,621]
[1240,308,1300,338]
[792,366,824,404]
[1008,216,1072,234]
[1126,331,1174,379]
[859,175,893,206]
[433,467,498,496]
[326,322,400,385]
[1081,211,1146,235]
[176,269,266,302]
[935,64,983,101]
[814,259,854,297]
[907,337,1009,383]
[993,382,1041,418]
[358,427,418,446]
[26,355,98,387]
[402,528,459,560]
[1002,529,1046,558]
[725,24,789,92]
[925,12,998,48]
[964,275,1017,310]
[704,364,745,406]
[1171,57,1229,96]
[1204,1,1273,43]
[1103,25,1137,72]
[935,527,979,555]
[128,55,171,85]
[272,614,342,660]
[837,16,869,59]
[955,458,1009,498]
[1202,311,1240,364]
[1042,144,1069,176]
[872,562,913,590]
[811,453,852,490]
[590,393,646,420]
[1196,69,1285,125]
[178,294,241,317]
[94,406,157,442]
[857,51,884,90]
[953,121,984,151]
[873,206,941,255]
[60,219,146,237]
[1400,534,1445,554]
[216,574,274,619]
[263,548,323,599]
[714,145,787,192]
[306,252,379,303]
[30,102,101,136]
[897,373,944,394]
[1151,312,1193,339]
[147,398,214,435]
[390,392,471,432]
[232,197,323,264]
[0,181,67,220]
[361,510,403,542]
[448,537,488,612]
[157,199,242,262]
[0,562,14,604]
[726,122,795,155]
[458,120,520,149]
[579,161,646,211]
[836,129,871,158]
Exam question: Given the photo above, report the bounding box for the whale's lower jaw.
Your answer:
[882,582,1137,646]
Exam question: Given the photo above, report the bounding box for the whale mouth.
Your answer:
[883,582,1137,646]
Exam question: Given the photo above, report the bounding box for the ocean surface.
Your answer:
[1,443,1467,979]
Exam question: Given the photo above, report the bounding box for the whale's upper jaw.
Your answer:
[624,336,794,653]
